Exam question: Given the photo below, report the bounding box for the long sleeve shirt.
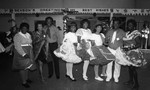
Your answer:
[45,25,62,44]
[105,29,126,50]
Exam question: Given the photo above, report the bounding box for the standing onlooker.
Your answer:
[32,23,47,82]
[105,19,126,83]
[0,42,5,53]
[57,26,64,45]
[44,17,61,79]
[5,25,19,54]
[12,23,33,88]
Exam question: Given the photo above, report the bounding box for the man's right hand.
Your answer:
[23,54,30,58]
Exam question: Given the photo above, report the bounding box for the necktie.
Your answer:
[111,31,117,44]
[46,27,51,38]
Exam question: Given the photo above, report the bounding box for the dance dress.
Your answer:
[89,33,115,65]
[115,30,147,67]
[54,32,82,63]
[32,31,50,63]
[75,28,93,61]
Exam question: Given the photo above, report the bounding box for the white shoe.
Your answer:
[100,74,107,77]
[106,78,111,82]
[114,78,119,83]
[83,76,88,81]
[95,77,103,81]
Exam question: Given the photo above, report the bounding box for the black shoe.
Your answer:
[22,83,30,88]
[124,81,134,85]
[56,76,60,79]
[132,84,139,89]
[65,75,76,81]
[65,74,70,78]
[48,75,53,78]
[26,79,32,83]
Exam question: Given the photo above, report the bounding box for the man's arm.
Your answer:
[103,30,112,46]
[134,36,142,49]
[55,27,62,46]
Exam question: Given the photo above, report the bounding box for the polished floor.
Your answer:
[0,53,150,90]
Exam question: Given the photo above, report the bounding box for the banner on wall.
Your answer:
[0,9,10,14]
[12,8,64,14]
[1,8,150,15]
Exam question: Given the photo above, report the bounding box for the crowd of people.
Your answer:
[0,16,149,90]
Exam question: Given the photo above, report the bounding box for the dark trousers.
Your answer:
[48,42,60,78]
[141,37,146,49]
[128,66,139,86]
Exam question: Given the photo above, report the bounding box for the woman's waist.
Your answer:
[21,44,32,46]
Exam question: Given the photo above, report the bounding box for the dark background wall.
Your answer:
[0,0,135,8]
[1,0,150,47]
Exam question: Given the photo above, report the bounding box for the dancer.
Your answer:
[54,22,82,81]
[105,19,126,83]
[76,19,92,81]
[123,19,142,89]
[91,23,105,81]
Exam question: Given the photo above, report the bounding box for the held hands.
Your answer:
[124,30,141,41]
[90,40,95,46]
[23,54,30,58]
[73,43,78,47]
[87,40,95,46]
[123,32,134,41]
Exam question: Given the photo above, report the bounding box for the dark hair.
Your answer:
[143,21,149,29]
[35,23,43,31]
[57,26,62,31]
[80,19,91,29]
[45,16,54,25]
[93,24,103,33]
[70,22,77,28]
[10,25,18,32]
[20,23,29,30]
[112,18,121,29]
[113,18,121,23]
[8,25,18,38]
[127,19,137,28]
[67,22,78,33]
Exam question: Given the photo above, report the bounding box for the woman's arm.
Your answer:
[14,34,26,56]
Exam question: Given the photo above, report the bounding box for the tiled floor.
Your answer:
[0,53,150,90]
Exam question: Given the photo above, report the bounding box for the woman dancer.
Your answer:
[91,24,106,81]
[54,22,82,81]
[123,19,143,89]
[76,19,92,81]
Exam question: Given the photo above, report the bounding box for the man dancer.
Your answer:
[105,19,125,83]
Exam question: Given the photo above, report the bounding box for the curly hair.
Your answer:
[19,22,29,30]
[67,22,78,33]
[92,24,103,33]
[80,19,91,29]
[45,16,54,25]
[143,21,149,29]
[127,19,137,28]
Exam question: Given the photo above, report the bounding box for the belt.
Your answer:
[21,44,31,46]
